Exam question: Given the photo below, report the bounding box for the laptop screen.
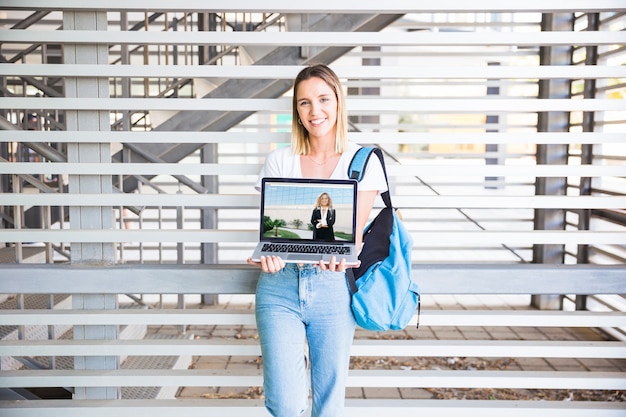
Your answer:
[260,178,358,244]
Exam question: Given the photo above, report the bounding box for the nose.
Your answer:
[309,101,320,114]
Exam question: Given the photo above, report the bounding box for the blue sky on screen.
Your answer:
[265,183,353,207]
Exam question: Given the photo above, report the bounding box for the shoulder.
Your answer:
[334,142,362,178]
[255,145,298,191]
[344,142,362,158]
[266,145,296,163]
[342,142,383,174]
[343,142,388,192]
[343,142,384,172]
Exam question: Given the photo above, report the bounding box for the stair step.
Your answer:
[121,333,195,399]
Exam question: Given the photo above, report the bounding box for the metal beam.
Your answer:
[2,30,624,47]
[3,64,626,79]
[1,130,623,145]
[0,264,624,295]
[1,97,622,112]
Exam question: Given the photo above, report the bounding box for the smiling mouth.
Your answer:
[310,119,326,126]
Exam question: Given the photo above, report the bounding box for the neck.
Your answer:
[308,136,337,156]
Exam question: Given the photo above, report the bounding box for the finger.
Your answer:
[263,255,284,273]
[273,256,286,271]
[317,259,327,270]
[260,256,276,273]
[259,256,268,271]
[328,256,337,271]
[337,257,346,272]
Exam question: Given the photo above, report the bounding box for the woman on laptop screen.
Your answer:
[247,64,387,417]
[311,192,336,241]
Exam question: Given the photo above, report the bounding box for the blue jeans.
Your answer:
[255,263,356,417]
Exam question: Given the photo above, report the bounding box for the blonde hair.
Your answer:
[291,64,348,155]
[315,192,333,209]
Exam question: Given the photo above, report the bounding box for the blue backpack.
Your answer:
[346,147,421,331]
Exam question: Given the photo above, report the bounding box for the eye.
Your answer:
[298,99,310,106]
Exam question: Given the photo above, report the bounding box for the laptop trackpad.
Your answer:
[286,254,321,262]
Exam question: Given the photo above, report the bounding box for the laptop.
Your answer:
[250,177,359,265]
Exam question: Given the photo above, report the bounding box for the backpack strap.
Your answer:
[348,146,374,182]
[348,146,393,209]
[346,146,392,294]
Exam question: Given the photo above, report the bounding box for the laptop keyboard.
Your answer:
[261,243,351,255]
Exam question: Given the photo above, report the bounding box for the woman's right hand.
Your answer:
[247,255,285,273]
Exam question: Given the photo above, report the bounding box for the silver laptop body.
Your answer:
[250,177,359,265]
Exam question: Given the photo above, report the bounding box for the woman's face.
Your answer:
[320,194,330,206]
[296,77,338,141]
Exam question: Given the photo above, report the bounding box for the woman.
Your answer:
[311,192,336,241]
[247,64,387,417]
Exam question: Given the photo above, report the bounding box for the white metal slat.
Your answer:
[348,370,626,390]
[1,264,623,295]
[1,400,623,417]
[1,97,624,112]
[2,162,624,177]
[1,131,625,145]
[1,230,624,245]
[1,369,624,390]
[344,399,626,417]
[351,340,626,359]
[3,64,626,79]
[1,339,624,358]
[2,30,625,47]
[2,309,624,328]
[2,194,626,210]
[0,310,259,326]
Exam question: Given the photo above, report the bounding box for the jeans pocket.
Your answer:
[320,269,345,281]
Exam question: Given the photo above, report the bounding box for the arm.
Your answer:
[327,209,336,227]
[311,209,321,227]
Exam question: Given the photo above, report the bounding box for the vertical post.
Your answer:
[485,62,503,189]
[176,192,186,329]
[201,144,218,305]
[198,13,218,65]
[13,174,23,262]
[120,12,131,132]
[63,10,118,400]
[532,13,574,310]
[576,12,600,311]
[199,12,219,305]
[300,14,309,59]
[349,46,381,130]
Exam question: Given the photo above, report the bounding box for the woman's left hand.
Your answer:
[247,256,286,273]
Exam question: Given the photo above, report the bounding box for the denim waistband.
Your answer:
[283,263,321,273]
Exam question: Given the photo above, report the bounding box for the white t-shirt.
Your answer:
[254,142,388,193]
